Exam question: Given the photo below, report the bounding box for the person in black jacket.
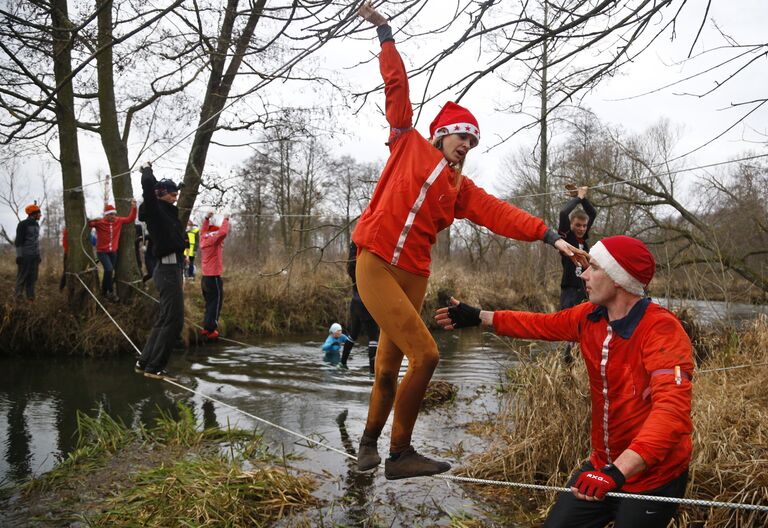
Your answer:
[134,162,186,381]
[558,185,597,363]
[340,241,379,375]
[15,203,42,301]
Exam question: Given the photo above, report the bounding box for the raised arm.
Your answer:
[359,2,412,135]
[558,197,581,233]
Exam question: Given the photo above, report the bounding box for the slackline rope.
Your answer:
[72,276,768,513]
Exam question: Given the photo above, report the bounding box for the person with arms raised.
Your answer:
[352,1,588,481]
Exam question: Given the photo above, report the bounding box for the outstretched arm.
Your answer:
[358,1,412,135]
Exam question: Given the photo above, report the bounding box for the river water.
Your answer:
[0,298,765,526]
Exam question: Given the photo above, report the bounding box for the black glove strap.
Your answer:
[601,464,626,489]
[447,302,481,329]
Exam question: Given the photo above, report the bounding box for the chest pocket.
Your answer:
[433,174,458,231]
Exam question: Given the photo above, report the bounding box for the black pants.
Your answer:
[15,255,40,300]
[139,263,184,372]
[201,275,223,332]
[96,251,117,294]
[341,298,380,372]
[544,460,688,528]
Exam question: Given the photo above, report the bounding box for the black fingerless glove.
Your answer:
[447,302,481,328]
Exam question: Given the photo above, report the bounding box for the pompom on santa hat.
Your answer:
[429,101,480,145]
[589,235,656,296]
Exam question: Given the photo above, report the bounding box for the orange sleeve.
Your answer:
[455,177,548,242]
[627,318,694,467]
[492,305,586,342]
[379,40,413,134]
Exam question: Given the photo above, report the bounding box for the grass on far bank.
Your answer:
[4,402,317,527]
[459,316,768,527]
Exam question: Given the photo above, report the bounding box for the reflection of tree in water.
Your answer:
[335,409,376,524]
[6,396,32,482]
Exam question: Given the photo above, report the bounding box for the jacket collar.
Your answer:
[586,297,652,339]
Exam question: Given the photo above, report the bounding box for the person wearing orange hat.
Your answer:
[436,236,693,528]
[352,2,589,480]
[87,200,137,302]
[15,203,42,301]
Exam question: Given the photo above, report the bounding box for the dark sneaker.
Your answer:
[144,369,178,381]
[357,434,381,471]
[134,361,145,374]
[384,446,451,480]
[338,362,348,370]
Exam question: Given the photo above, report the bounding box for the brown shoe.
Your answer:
[356,434,381,471]
[384,446,451,480]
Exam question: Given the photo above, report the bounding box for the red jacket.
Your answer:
[200,218,229,276]
[88,205,137,253]
[351,39,547,277]
[492,298,693,492]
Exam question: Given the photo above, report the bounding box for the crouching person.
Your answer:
[435,236,693,528]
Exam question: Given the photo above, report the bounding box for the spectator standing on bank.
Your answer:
[199,212,230,340]
[134,163,186,381]
[88,200,137,302]
[340,241,380,375]
[558,185,596,363]
[184,221,200,282]
[15,203,42,301]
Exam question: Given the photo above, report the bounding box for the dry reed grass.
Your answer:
[459,316,768,527]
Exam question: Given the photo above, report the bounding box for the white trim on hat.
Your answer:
[432,122,480,142]
[104,209,117,215]
[590,241,645,296]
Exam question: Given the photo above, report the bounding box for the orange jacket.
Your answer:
[351,38,547,277]
[492,299,693,492]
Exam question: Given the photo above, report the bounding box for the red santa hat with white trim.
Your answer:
[429,101,480,145]
[589,236,656,296]
[103,204,117,215]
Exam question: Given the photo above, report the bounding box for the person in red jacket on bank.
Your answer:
[199,211,230,340]
[436,235,693,528]
[88,199,137,302]
[353,2,589,481]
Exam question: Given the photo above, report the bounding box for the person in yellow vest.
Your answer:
[184,220,200,281]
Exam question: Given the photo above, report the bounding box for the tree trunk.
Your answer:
[96,0,138,301]
[176,0,267,225]
[537,2,550,282]
[52,0,98,306]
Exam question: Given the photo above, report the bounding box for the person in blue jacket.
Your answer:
[322,323,350,366]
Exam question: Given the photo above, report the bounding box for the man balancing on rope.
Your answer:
[134,162,186,381]
[436,236,693,528]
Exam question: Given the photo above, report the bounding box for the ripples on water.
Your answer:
[0,330,516,526]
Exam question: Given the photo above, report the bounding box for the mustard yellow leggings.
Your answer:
[356,249,439,453]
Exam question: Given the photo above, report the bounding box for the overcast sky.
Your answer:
[1,0,766,239]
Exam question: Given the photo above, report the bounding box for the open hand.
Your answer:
[554,239,589,268]
[434,296,481,330]
[358,1,387,26]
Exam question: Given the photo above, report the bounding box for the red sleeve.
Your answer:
[455,177,548,242]
[492,304,588,342]
[87,219,97,228]
[62,228,69,253]
[627,318,694,467]
[219,218,230,238]
[379,40,413,138]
